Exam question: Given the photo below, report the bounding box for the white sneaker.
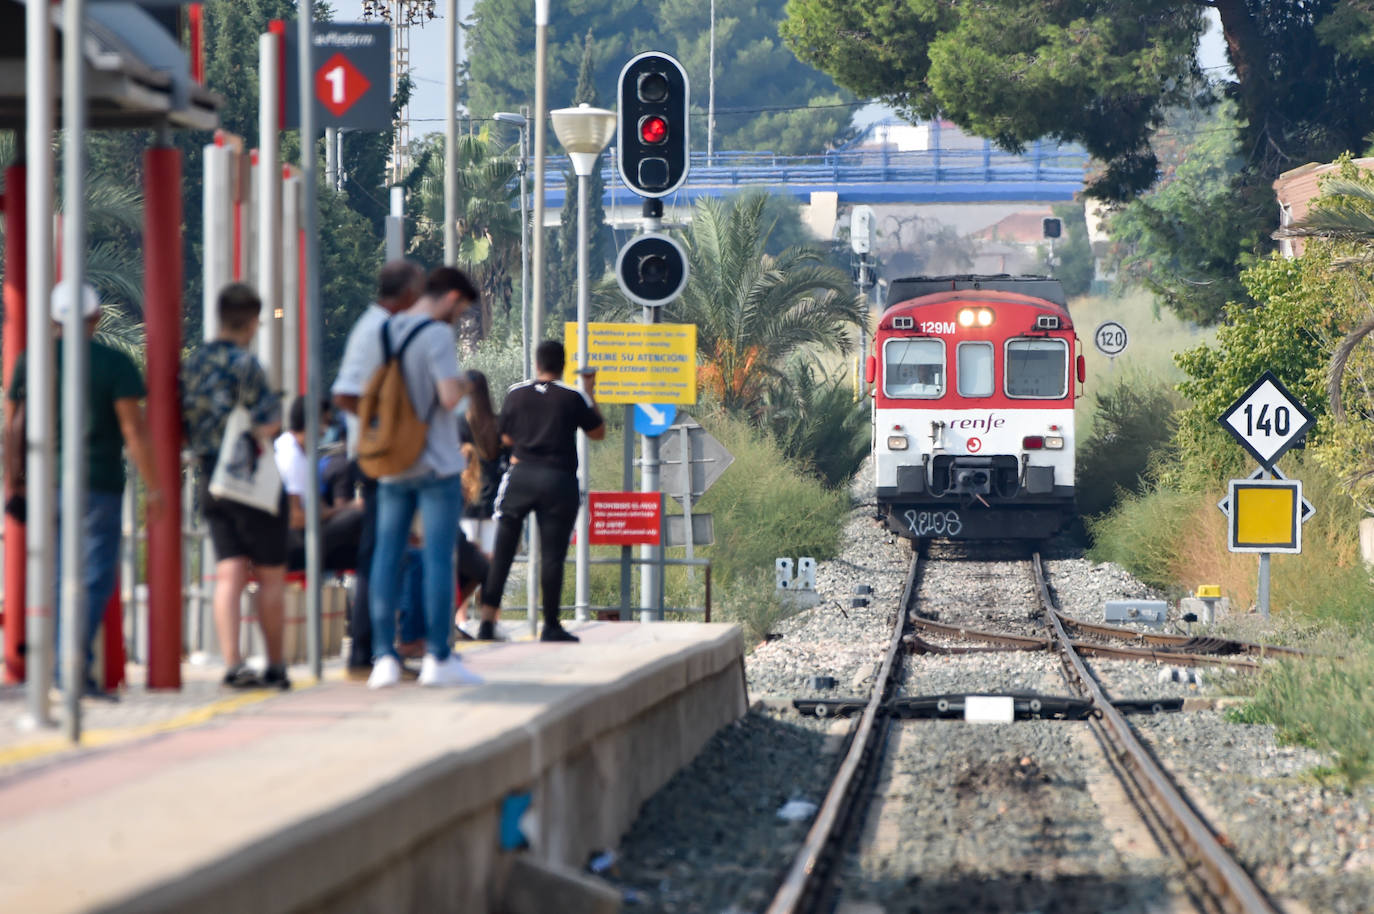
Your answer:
[419,653,484,687]
[367,655,402,689]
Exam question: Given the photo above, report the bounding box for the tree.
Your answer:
[615,192,864,416]
[1275,164,1374,505]
[763,357,869,487]
[781,1,1374,320]
[1046,202,1094,299]
[550,30,612,322]
[406,133,522,337]
[1102,97,1264,322]
[466,0,855,154]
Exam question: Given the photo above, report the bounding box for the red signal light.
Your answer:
[640,115,668,145]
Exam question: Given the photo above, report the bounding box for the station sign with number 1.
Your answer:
[283,23,392,131]
[1217,370,1315,470]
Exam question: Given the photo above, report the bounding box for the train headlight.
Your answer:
[976,308,994,327]
[957,308,976,327]
[886,435,909,451]
[1045,436,1065,449]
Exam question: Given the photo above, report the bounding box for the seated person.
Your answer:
[274,397,365,573]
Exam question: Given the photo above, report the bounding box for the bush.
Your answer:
[1086,489,1197,591]
[554,403,850,620]
[1230,645,1374,788]
[765,358,870,488]
[718,574,799,645]
[1075,370,1181,517]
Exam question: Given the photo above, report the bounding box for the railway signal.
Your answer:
[616,232,688,308]
[616,52,690,198]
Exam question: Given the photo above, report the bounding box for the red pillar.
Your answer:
[144,146,183,689]
[101,585,125,691]
[3,165,26,684]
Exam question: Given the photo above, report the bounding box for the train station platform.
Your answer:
[0,621,747,914]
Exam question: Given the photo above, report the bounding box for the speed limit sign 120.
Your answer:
[1093,320,1128,357]
[1218,370,1316,470]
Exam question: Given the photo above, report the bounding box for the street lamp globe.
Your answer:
[551,103,617,176]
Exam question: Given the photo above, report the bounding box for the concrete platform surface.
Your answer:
[0,622,747,914]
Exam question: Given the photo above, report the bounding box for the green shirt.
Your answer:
[8,339,147,494]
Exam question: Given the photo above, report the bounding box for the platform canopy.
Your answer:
[0,1,220,130]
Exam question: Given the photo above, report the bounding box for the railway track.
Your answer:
[766,546,1283,914]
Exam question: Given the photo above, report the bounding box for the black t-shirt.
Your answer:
[499,379,602,473]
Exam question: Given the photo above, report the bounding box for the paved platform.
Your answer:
[0,622,747,913]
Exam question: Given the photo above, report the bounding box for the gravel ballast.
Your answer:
[602,463,1374,912]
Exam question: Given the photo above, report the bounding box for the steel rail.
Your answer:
[909,617,1261,668]
[764,548,919,914]
[1051,609,1305,657]
[1032,553,1280,914]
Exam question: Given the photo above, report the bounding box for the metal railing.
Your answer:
[540,145,1089,191]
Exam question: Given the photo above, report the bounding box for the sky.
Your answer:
[342,2,1234,144]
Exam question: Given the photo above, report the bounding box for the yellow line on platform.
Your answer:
[0,679,321,770]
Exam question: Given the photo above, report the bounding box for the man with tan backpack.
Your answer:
[339,266,481,689]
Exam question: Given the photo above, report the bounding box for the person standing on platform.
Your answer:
[331,260,424,681]
[457,369,503,639]
[274,396,364,573]
[5,281,164,696]
[343,266,481,689]
[180,283,290,690]
[478,340,605,643]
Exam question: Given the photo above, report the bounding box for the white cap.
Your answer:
[50,281,101,323]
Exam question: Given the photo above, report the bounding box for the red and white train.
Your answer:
[865,275,1083,541]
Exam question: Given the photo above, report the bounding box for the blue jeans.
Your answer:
[370,473,463,662]
[395,547,427,644]
[54,490,124,686]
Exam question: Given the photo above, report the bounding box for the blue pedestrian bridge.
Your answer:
[539,141,1089,208]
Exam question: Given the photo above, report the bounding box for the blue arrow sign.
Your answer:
[634,403,677,437]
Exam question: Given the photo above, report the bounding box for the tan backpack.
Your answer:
[356,319,435,479]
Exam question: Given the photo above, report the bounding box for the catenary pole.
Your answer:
[299,1,324,681]
[444,0,458,266]
[258,32,283,389]
[528,0,550,637]
[707,0,715,166]
[22,0,54,728]
[60,0,90,740]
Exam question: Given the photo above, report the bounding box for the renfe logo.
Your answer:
[946,413,1006,432]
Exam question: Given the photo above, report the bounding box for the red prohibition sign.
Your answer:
[966,437,982,453]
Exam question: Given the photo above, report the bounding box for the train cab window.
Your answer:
[883,338,945,398]
[1005,338,1068,398]
[956,342,994,397]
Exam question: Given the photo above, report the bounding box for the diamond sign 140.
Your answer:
[1217,370,1315,470]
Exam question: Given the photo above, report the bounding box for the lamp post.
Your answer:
[551,103,616,623]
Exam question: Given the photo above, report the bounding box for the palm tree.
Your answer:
[0,133,147,361]
[408,133,522,338]
[599,191,863,417]
[763,356,870,487]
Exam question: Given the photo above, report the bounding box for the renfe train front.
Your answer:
[867,275,1082,541]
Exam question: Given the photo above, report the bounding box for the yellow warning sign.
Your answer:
[563,322,697,405]
[1228,479,1301,553]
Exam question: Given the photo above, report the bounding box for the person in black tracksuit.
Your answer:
[479,340,605,642]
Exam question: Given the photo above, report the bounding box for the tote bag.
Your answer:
[208,403,282,515]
